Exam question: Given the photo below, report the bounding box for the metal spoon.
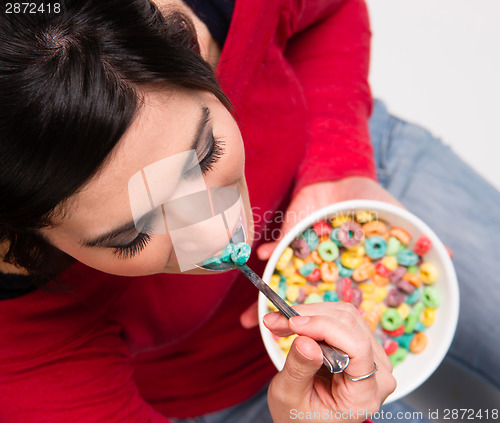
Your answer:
[198,229,350,373]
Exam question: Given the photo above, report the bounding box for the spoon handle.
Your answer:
[237,264,350,373]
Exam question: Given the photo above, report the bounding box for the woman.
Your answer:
[0,0,395,422]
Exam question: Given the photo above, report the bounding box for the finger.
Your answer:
[240,301,259,329]
[256,242,278,261]
[271,335,323,402]
[288,314,376,383]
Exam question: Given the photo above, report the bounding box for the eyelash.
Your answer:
[197,133,225,174]
[112,227,153,260]
[112,133,225,260]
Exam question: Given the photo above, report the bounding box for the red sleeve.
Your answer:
[0,320,172,423]
[286,0,377,196]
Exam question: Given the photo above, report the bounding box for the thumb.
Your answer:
[273,336,323,400]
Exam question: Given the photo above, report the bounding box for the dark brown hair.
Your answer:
[0,0,231,282]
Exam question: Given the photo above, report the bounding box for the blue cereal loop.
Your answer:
[202,255,222,266]
[301,228,319,251]
[298,262,316,277]
[365,236,387,260]
[396,249,419,267]
[230,242,252,265]
[221,243,235,262]
[336,260,354,277]
[329,227,343,247]
[406,288,421,305]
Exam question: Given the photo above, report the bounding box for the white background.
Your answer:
[366,0,500,191]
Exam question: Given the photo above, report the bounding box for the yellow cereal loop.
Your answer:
[421,308,436,326]
[286,285,300,303]
[278,334,298,352]
[276,247,293,271]
[355,210,375,223]
[397,303,411,320]
[360,299,375,313]
[331,214,352,227]
[267,299,278,312]
[318,282,336,293]
[281,265,296,278]
[382,256,398,271]
[286,274,307,286]
[270,274,280,291]
[293,257,305,269]
[358,282,376,296]
[373,286,388,303]
[420,262,438,284]
[340,252,363,269]
[347,244,366,257]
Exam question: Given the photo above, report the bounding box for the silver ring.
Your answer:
[343,362,378,382]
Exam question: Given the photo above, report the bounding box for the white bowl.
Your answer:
[259,200,459,403]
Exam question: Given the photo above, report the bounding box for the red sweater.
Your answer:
[0,0,375,421]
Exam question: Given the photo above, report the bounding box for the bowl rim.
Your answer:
[258,199,460,403]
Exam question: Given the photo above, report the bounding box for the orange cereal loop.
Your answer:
[362,220,387,238]
[311,250,323,265]
[403,272,423,287]
[352,262,376,282]
[379,231,390,241]
[389,227,412,246]
[303,285,317,295]
[320,262,338,283]
[363,312,379,332]
[319,235,330,243]
[410,332,428,353]
[372,273,390,286]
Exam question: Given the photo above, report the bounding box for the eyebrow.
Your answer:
[80,106,211,248]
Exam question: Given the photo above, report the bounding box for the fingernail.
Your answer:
[264,312,280,324]
[290,316,310,326]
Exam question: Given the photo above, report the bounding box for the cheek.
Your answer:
[48,234,177,276]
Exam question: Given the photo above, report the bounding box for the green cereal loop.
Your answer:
[389,347,408,367]
[404,302,424,334]
[298,262,316,277]
[317,240,339,262]
[304,293,323,304]
[407,265,418,274]
[221,243,235,262]
[386,236,401,256]
[230,242,251,265]
[422,286,441,309]
[381,308,403,331]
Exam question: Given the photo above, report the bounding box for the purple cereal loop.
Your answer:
[389,266,407,283]
[297,288,307,304]
[338,221,363,248]
[351,286,363,307]
[396,279,416,295]
[291,238,310,259]
[386,288,405,307]
[336,277,345,301]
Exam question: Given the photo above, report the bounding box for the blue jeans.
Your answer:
[170,100,500,422]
